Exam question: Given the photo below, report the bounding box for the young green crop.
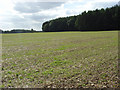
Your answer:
[2,31,118,88]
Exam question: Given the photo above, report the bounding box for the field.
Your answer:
[1,31,119,88]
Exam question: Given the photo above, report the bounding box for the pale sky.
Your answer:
[0,0,119,31]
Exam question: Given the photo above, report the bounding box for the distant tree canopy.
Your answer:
[42,5,120,32]
[0,29,3,33]
[1,29,41,33]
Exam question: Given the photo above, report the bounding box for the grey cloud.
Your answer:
[66,10,80,16]
[1,13,57,31]
[118,1,120,5]
[12,17,26,22]
[12,21,42,30]
[10,14,56,30]
[92,2,118,9]
[26,14,57,22]
[0,15,25,23]
[14,2,64,13]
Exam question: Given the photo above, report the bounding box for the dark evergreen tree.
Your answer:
[42,5,120,32]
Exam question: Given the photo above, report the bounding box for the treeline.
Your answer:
[42,5,120,32]
[0,29,41,33]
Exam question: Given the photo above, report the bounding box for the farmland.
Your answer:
[1,31,119,88]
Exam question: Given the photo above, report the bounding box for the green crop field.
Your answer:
[1,31,119,88]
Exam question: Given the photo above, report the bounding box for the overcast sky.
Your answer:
[0,0,119,31]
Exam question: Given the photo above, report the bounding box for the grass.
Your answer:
[2,31,118,88]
